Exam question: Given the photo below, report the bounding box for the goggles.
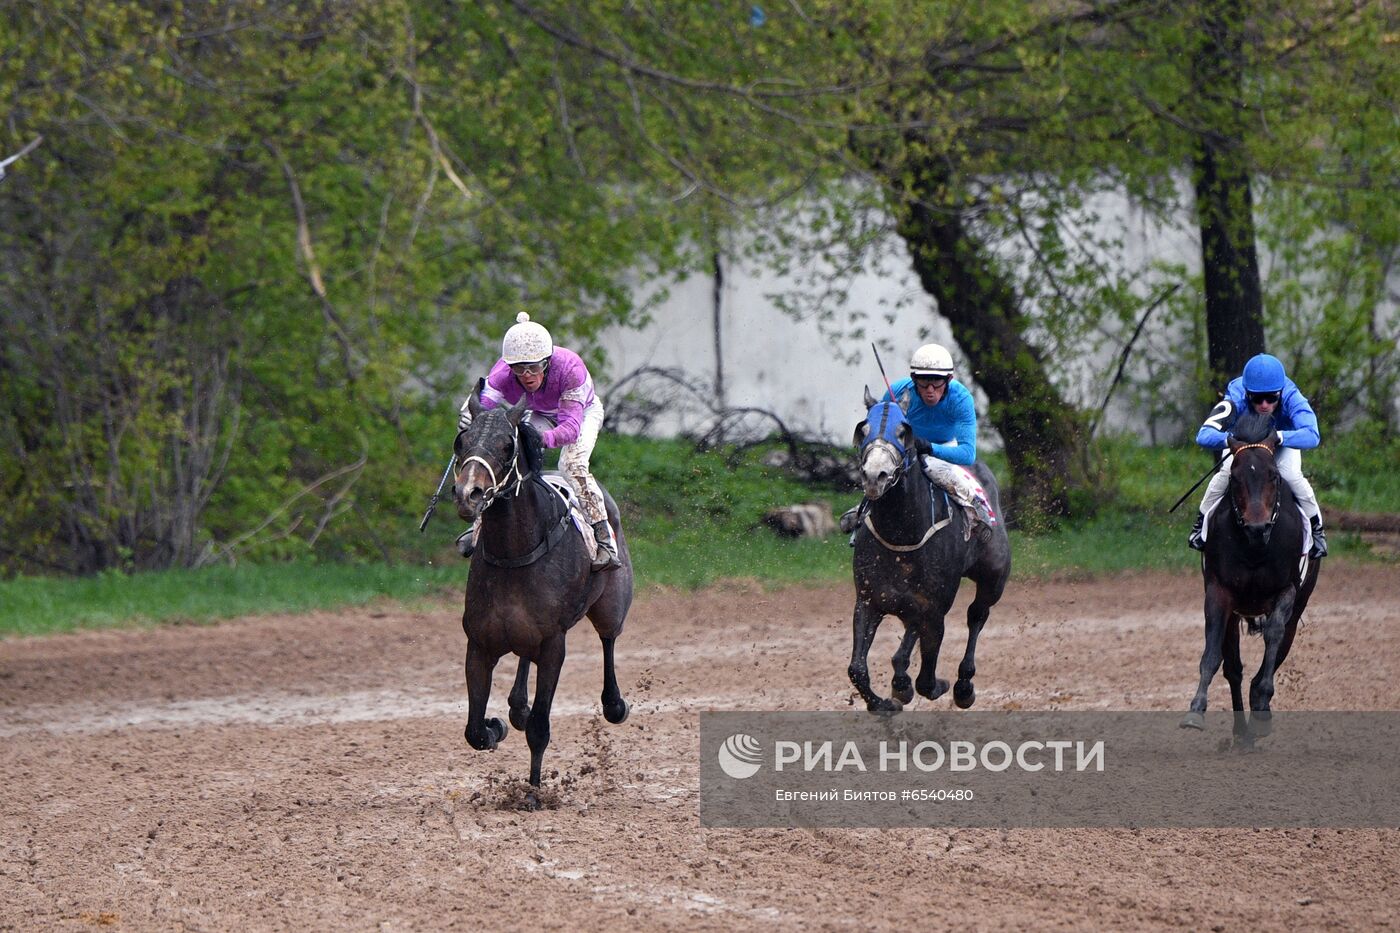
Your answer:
[509,360,548,376]
[1247,391,1281,405]
[912,374,950,388]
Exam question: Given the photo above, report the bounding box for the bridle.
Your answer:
[857,405,949,551]
[1228,442,1280,533]
[454,423,523,512]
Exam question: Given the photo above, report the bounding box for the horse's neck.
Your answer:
[870,463,933,532]
[480,474,556,547]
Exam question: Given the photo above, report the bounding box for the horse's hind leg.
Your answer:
[526,633,567,792]
[849,601,899,713]
[599,636,629,724]
[1249,589,1298,738]
[508,659,531,732]
[464,640,507,750]
[891,629,918,705]
[914,616,950,702]
[954,577,1004,709]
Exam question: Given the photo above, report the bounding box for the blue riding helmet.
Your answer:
[1242,354,1286,393]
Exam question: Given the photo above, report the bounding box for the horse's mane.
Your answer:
[1231,410,1275,444]
[519,420,545,475]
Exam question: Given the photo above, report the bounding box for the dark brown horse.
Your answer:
[452,389,632,801]
[848,389,1011,713]
[1182,411,1321,740]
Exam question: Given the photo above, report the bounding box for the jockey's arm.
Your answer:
[542,399,584,449]
[927,392,977,466]
[1195,396,1235,450]
[1280,390,1320,449]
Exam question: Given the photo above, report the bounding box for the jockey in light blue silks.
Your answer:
[1188,352,1327,559]
[842,343,995,540]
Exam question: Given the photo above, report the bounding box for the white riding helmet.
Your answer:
[909,343,954,377]
[502,312,553,365]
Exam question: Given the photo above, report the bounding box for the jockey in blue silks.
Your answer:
[843,343,994,541]
[1188,352,1327,558]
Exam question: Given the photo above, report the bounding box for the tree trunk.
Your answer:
[892,163,1081,523]
[1192,0,1266,388]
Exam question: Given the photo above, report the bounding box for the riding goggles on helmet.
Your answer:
[1247,391,1281,405]
[912,374,949,388]
[509,360,548,376]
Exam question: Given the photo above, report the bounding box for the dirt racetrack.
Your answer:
[3,562,1399,931]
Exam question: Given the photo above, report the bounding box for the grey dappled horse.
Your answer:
[848,389,1011,712]
[452,390,633,802]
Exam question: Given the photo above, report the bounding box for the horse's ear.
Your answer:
[1226,435,1241,454]
[863,385,877,409]
[853,421,869,448]
[505,394,529,427]
[467,378,484,419]
[898,422,913,450]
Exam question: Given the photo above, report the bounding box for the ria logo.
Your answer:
[717,733,763,779]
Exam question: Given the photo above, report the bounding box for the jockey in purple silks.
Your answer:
[455,312,621,573]
[1188,352,1327,559]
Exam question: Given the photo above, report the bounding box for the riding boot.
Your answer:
[1309,515,1328,559]
[840,502,864,547]
[1187,512,1206,552]
[591,520,622,573]
[455,526,476,558]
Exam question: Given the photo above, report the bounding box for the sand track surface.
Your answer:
[3,563,1399,930]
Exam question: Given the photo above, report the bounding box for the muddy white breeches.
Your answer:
[921,455,986,511]
[555,402,609,526]
[1198,447,1321,520]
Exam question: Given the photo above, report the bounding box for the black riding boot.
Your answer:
[455,526,476,558]
[1309,515,1328,559]
[840,500,867,547]
[591,520,622,573]
[1187,512,1206,551]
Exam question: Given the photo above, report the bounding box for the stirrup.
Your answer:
[1187,514,1206,552]
[1309,519,1328,559]
[591,521,622,573]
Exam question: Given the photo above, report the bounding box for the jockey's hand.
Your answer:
[457,402,473,432]
[521,409,533,427]
[1276,430,1284,447]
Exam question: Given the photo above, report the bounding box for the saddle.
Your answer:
[540,473,603,560]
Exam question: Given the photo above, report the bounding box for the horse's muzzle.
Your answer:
[454,483,486,522]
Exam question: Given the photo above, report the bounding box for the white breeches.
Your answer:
[538,402,609,525]
[921,456,986,511]
[1198,447,1321,520]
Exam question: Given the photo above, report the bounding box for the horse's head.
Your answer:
[1226,411,1282,549]
[852,385,914,501]
[452,390,530,522]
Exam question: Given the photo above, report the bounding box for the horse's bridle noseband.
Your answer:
[455,426,523,511]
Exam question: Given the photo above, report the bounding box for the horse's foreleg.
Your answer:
[526,634,567,791]
[890,629,918,706]
[849,602,898,713]
[914,616,949,702]
[508,659,532,732]
[1221,617,1248,740]
[464,640,507,750]
[1249,588,1297,737]
[599,635,629,724]
[1182,583,1231,730]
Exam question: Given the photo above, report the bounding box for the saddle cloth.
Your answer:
[1200,502,1311,556]
[541,474,600,560]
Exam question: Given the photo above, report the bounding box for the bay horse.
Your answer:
[848,388,1011,713]
[1181,411,1321,739]
[452,389,633,800]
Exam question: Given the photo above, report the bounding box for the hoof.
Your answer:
[465,718,507,751]
[891,675,914,705]
[1250,711,1273,737]
[866,697,904,715]
[917,678,950,701]
[953,679,976,709]
[1180,711,1205,731]
[524,791,541,812]
[488,717,508,744]
[509,705,530,732]
[604,700,630,725]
